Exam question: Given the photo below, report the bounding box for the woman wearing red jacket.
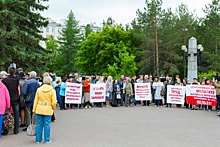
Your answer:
[84,76,91,108]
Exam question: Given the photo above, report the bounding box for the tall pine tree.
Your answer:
[0,0,49,71]
[58,10,81,75]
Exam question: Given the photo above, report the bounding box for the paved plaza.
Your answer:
[1,105,220,147]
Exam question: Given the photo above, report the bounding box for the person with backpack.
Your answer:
[21,71,40,132]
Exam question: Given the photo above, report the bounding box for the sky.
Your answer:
[41,0,212,26]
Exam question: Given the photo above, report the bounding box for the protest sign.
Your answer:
[186,85,216,106]
[65,82,82,104]
[135,83,151,101]
[167,85,185,104]
[153,82,164,87]
[90,84,106,103]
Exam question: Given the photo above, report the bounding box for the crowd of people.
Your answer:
[0,66,220,143]
[0,66,56,143]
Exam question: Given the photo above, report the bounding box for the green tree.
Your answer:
[58,10,81,75]
[0,0,49,72]
[196,0,220,72]
[132,0,163,76]
[103,17,116,27]
[132,1,198,78]
[76,26,137,77]
[44,35,59,72]
[84,24,93,38]
[159,4,197,77]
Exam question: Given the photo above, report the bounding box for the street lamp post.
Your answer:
[181,37,204,82]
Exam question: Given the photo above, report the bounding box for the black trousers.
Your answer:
[51,113,56,121]
[143,100,150,106]
[60,96,66,109]
[3,101,20,134]
[120,93,126,105]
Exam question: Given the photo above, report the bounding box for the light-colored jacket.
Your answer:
[33,84,57,116]
[59,82,66,96]
[106,80,113,92]
[214,82,220,95]
[125,82,133,95]
[0,82,10,114]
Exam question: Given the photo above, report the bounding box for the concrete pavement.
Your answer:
[1,105,220,147]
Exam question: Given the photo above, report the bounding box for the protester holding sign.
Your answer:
[153,79,164,107]
[186,82,216,109]
[95,77,104,108]
[190,78,200,110]
[164,77,173,108]
[203,79,213,111]
[174,79,183,108]
[167,85,185,106]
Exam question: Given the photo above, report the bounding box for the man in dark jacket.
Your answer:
[2,67,20,135]
[21,71,40,131]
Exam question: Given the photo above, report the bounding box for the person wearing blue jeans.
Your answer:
[33,76,57,143]
[0,115,3,138]
[36,114,52,143]
[217,95,220,113]
[0,81,11,137]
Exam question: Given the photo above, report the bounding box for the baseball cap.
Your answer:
[74,73,78,77]
[0,71,8,75]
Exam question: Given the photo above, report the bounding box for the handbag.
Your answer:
[116,94,121,99]
[27,113,36,136]
[160,89,165,96]
[24,94,32,103]
[3,109,14,130]
[24,81,38,103]
[20,95,25,107]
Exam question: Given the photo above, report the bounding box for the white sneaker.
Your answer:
[85,106,88,109]
[88,106,91,109]
[45,140,51,144]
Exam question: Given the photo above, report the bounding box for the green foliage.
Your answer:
[103,17,116,27]
[57,10,82,75]
[132,0,206,78]
[44,35,59,72]
[0,0,49,72]
[196,0,220,72]
[198,70,217,82]
[84,24,93,38]
[76,26,137,77]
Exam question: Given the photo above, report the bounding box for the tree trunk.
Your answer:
[215,38,218,71]
[155,22,159,76]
